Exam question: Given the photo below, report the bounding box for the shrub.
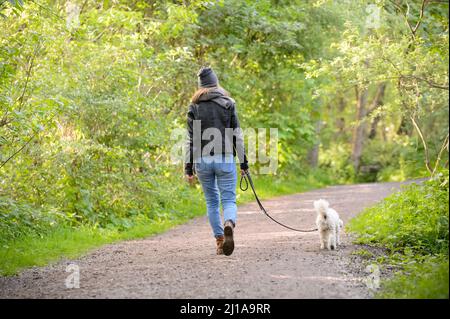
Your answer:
[348,169,449,298]
[348,170,449,255]
[377,254,449,299]
[0,198,66,245]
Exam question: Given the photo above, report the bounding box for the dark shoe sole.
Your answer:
[223,225,234,256]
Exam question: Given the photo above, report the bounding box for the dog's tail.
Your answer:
[313,199,329,217]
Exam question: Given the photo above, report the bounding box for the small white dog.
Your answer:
[314,199,344,250]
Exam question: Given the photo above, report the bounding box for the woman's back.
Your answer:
[188,87,238,157]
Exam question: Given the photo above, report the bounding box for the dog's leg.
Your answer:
[336,227,341,246]
[319,231,326,249]
[329,228,337,250]
[326,232,332,250]
[337,219,343,245]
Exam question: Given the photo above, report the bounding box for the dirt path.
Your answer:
[0,181,409,299]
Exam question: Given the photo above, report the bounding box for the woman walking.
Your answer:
[185,67,248,256]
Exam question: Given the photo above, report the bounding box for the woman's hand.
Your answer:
[240,169,248,176]
[185,174,196,186]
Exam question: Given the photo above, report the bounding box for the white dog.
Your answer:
[314,199,344,250]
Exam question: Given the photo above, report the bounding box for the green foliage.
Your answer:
[349,170,449,254]
[0,197,66,243]
[348,169,449,298]
[0,0,448,280]
[307,0,449,179]
[0,0,24,16]
[318,143,356,183]
[0,218,193,276]
[0,171,332,275]
[361,137,430,182]
[377,254,449,299]
[1,0,338,245]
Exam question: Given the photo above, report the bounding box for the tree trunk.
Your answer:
[368,115,380,139]
[367,83,386,139]
[335,97,346,138]
[351,86,368,173]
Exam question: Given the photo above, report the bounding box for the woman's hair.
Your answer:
[191,86,229,104]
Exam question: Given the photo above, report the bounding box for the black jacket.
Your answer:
[185,88,248,175]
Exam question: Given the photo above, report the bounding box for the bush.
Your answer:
[318,143,355,183]
[348,169,449,298]
[377,254,449,299]
[348,170,449,254]
[359,137,430,182]
[0,198,66,245]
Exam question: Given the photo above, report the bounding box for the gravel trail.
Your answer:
[0,181,409,299]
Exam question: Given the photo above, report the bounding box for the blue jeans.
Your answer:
[195,154,237,238]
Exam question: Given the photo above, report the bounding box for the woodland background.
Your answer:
[0,0,448,297]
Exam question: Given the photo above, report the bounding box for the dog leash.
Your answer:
[240,171,318,233]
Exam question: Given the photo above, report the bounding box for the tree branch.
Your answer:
[341,74,448,92]
[408,75,449,90]
[367,83,387,116]
[1,44,40,130]
[432,133,449,175]
[388,0,430,38]
[0,113,57,170]
[410,114,433,175]
[16,43,40,111]
[413,0,428,34]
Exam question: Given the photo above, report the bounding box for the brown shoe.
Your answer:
[216,235,224,255]
[223,220,235,256]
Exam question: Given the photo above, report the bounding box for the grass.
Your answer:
[0,218,189,276]
[347,170,449,299]
[351,248,375,259]
[377,255,449,299]
[0,169,334,276]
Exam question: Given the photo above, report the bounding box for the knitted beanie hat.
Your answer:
[197,67,218,88]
